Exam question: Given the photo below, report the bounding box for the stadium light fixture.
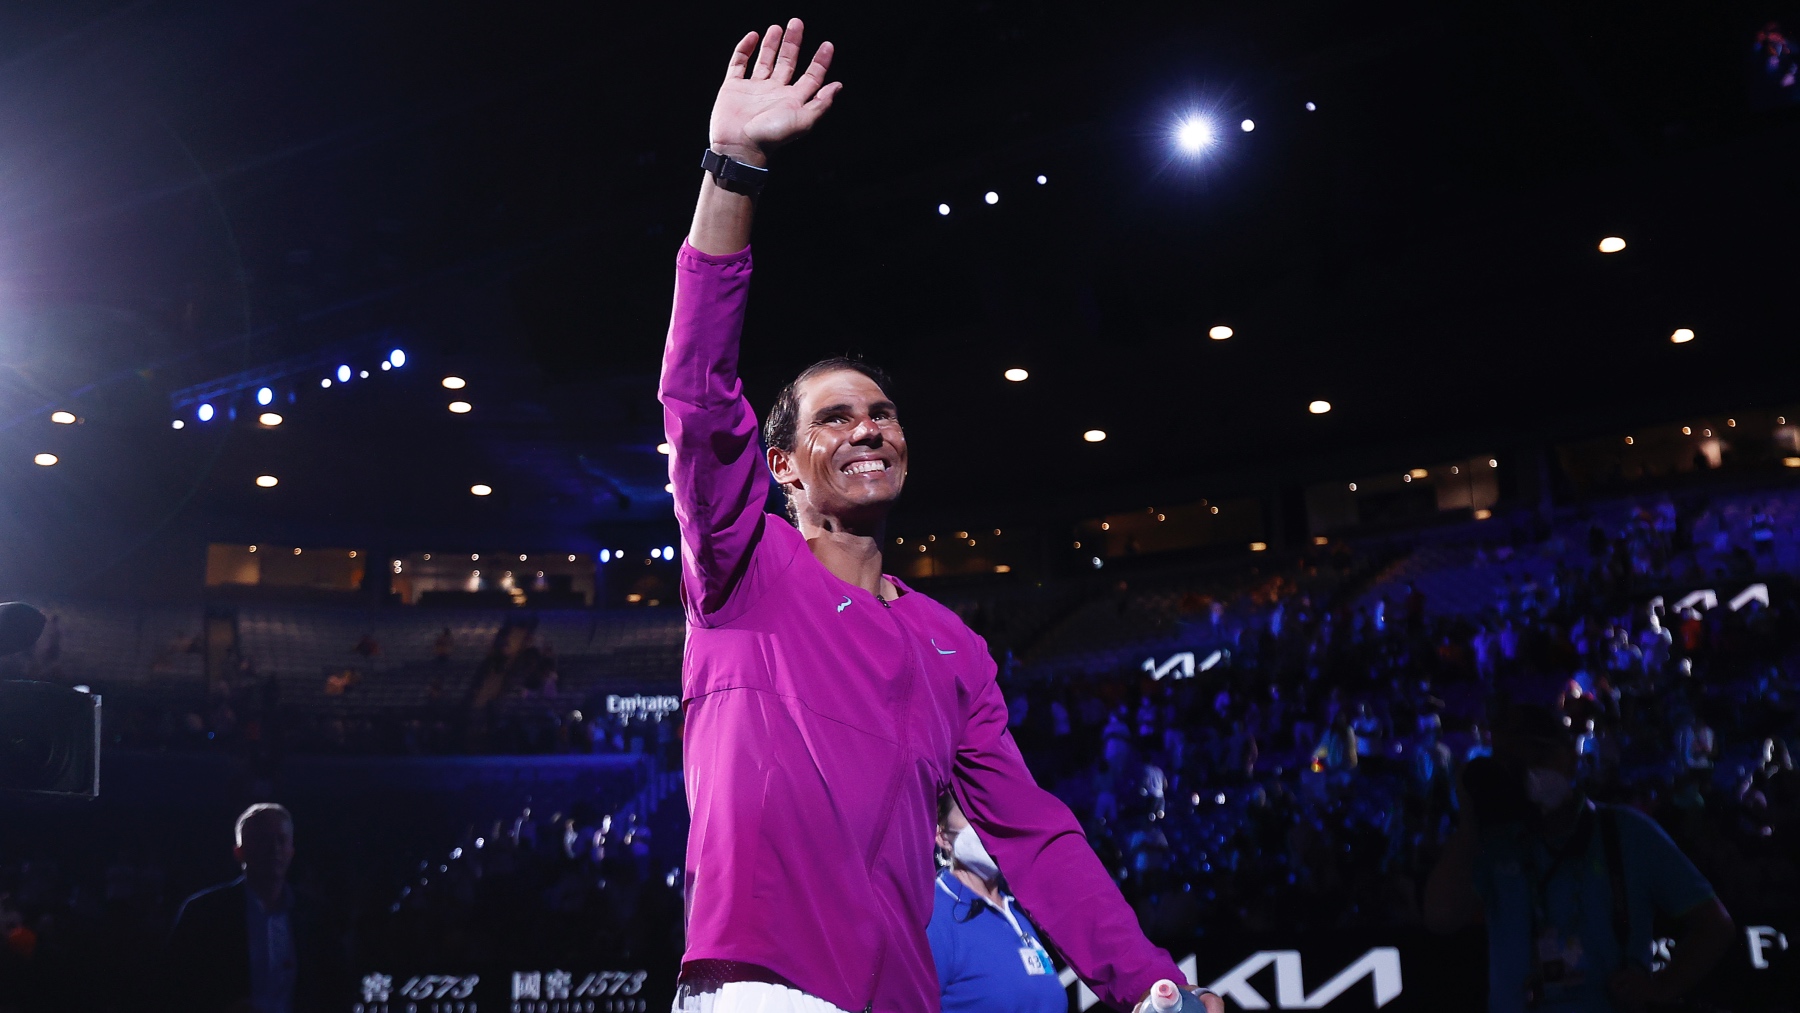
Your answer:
[1240,119,1255,132]
[470,484,492,496]
[257,387,273,406]
[381,361,391,371]
[442,376,467,389]
[1209,325,1233,340]
[664,545,674,559]
[1004,368,1029,382]
[172,420,185,430]
[259,413,282,427]
[390,349,406,368]
[1083,429,1107,443]
[198,403,215,422]
[255,475,278,488]
[937,203,950,216]
[337,365,352,383]
[33,453,57,466]
[448,401,472,414]
[1176,116,1214,153]
[657,442,672,454]
[984,191,999,205]
[1309,400,1332,414]
[1670,328,1695,344]
[1598,237,1626,253]
[1036,175,1047,185]
[359,370,369,379]
[50,411,76,425]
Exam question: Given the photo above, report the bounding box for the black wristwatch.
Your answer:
[700,148,769,197]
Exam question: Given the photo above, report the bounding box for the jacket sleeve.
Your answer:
[658,241,770,625]
[952,657,1183,1011]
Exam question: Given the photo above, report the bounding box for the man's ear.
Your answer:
[767,445,799,489]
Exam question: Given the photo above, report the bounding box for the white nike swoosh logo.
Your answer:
[837,596,852,613]
[932,639,956,655]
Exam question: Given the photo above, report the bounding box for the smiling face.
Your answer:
[768,368,907,527]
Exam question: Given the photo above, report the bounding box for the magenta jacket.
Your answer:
[661,241,1182,1013]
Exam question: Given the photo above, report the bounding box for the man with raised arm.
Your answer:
[662,19,1222,1013]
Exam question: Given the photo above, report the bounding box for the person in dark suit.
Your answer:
[167,803,338,1013]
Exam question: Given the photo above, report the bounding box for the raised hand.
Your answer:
[708,18,841,167]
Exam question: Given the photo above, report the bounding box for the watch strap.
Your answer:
[700,148,769,196]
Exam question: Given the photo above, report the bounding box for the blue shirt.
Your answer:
[245,884,296,1013]
[1473,805,1714,1013]
[927,872,1068,1013]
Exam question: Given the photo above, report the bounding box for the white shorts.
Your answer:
[673,981,853,1013]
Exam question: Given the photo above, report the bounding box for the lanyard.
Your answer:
[938,872,1034,946]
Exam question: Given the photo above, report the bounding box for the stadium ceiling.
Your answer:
[0,0,1795,559]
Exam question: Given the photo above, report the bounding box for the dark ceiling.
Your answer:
[1,0,1797,590]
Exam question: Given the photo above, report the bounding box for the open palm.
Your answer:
[709,18,841,164]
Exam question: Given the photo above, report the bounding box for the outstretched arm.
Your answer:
[662,20,841,622]
[689,19,841,254]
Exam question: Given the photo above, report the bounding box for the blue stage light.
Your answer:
[600,549,611,563]
[664,545,675,560]
[198,403,215,422]
[337,364,351,383]
[257,387,273,406]
[390,349,406,368]
[1176,116,1214,153]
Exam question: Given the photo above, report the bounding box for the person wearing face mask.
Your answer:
[927,797,1069,1013]
[1424,705,1734,1012]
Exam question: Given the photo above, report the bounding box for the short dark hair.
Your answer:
[762,357,895,519]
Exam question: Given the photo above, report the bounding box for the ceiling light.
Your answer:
[568,554,577,562]
[1304,101,1317,111]
[1474,508,1493,520]
[1083,430,1107,443]
[1308,400,1331,414]
[1488,458,1498,467]
[259,413,283,426]
[984,191,999,205]
[519,554,527,561]
[1035,175,1047,185]
[1682,426,1692,435]
[657,442,672,454]
[1240,119,1255,132]
[381,361,391,370]
[601,550,611,563]
[255,475,278,488]
[1313,536,1329,546]
[257,387,273,406]
[171,420,184,429]
[1786,458,1800,469]
[1176,116,1214,152]
[1249,542,1267,552]
[320,378,331,388]
[248,545,257,552]
[1625,437,1634,445]
[50,411,76,425]
[1209,325,1233,340]
[994,564,1011,573]
[442,376,466,389]
[448,401,472,414]
[1209,505,1219,514]
[198,403,215,422]
[664,483,675,493]
[664,545,674,559]
[1402,474,1413,483]
[472,554,479,560]
[1004,368,1029,382]
[337,365,352,382]
[293,548,302,555]
[359,370,369,379]
[1598,237,1626,253]
[390,349,406,368]
[937,203,950,216]
[1670,328,1695,344]
[1727,418,1736,427]
[470,484,492,496]
[1409,468,1428,478]
[33,453,57,466]
[1348,483,1357,491]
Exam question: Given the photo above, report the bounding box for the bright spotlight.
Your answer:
[1083,429,1107,443]
[663,545,674,559]
[470,484,492,496]
[33,453,57,467]
[255,475,278,488]
[359,370,369,379]
[656,442,672,454]
[650,547,662,560]
[442,376,466,389]
[1176,116,1214,152]
[337,365,352,383]
[600,549,611,563]
[172,420,185,430]
[1670,328,1695,344]
[449,401,472,414]
[380,361,391,371]
[1209,325,1233,341]
[1036,174,1048,185]
[1309,400,1332,414]
[1004,368,1029,382]
[50,411,76,425]
[320,378,332,388]
[664,482,675,493]
[937,203,950,216]
[1240,119,1255,132]
[257,387,273,406]
[1598,236,1626,253]
[1304,101,1317,111]
[259,413,283,426]
[984,191,999,205]
[198,403,215,422]
[390,349,406,367]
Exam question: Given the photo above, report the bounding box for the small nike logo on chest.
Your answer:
[837,596,852,613]
[931,639,956,655]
